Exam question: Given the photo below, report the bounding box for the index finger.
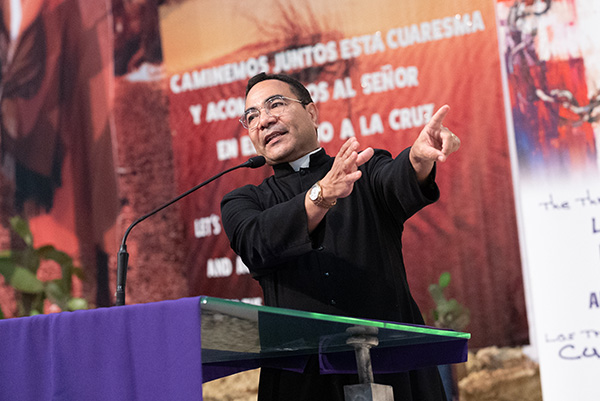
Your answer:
[428,104,450,128]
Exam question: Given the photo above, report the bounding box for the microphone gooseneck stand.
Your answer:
[115,156,266,306]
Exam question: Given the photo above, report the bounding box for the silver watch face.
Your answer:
[309,184,320,200]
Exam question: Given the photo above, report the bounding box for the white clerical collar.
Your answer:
[289,148,322,172]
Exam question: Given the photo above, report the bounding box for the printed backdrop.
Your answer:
[158,0,528,348]
[0,0,116,308]
[3,0,599,398]
[496,0,600,399]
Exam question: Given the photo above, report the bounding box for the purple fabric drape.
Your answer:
[0,297,468,400]
[0,297,205,401]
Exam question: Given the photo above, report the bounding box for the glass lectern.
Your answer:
[200,296,470,401]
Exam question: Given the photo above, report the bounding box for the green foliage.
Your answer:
[0,216,88,318]
[428,272,470,331]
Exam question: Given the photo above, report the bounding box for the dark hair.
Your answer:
[245,73,314,105]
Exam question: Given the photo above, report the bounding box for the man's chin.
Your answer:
[263,146,294,165]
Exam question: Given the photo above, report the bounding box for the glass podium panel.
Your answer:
[200,296,470,365]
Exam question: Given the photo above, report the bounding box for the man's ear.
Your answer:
[306,103,319,128]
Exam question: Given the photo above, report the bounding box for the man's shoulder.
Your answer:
[222,174,275,199]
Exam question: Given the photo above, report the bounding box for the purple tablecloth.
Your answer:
[0,297,206,401]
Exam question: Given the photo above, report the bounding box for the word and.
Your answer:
[206,255,250,278]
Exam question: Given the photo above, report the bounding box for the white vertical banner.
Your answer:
[496,0,600,400]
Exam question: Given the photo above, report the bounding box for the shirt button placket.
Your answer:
[316,245,334,306]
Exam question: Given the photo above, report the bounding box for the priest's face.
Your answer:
[244,79,319,165]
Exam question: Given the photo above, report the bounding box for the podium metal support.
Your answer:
[343,326,394,401]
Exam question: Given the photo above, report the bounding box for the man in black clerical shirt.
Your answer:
[221,73,461,401]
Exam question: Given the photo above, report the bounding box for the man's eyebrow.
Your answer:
[244,94,284,113]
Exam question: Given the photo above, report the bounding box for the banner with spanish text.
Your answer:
[158,0,527,348]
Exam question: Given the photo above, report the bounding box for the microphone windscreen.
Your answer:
[245,156,266,168]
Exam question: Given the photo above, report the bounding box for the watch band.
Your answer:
[312,181,337,209]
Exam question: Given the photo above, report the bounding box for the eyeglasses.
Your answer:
[239,95,305,130]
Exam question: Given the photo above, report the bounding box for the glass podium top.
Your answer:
[199,296,470,365]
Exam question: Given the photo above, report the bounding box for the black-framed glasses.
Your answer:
[239,95,304,130]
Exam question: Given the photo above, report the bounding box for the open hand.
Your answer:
[320,137,374,201]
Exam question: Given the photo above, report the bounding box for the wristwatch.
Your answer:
[309,181,337,209]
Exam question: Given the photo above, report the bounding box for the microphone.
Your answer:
[115,155,266,306]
